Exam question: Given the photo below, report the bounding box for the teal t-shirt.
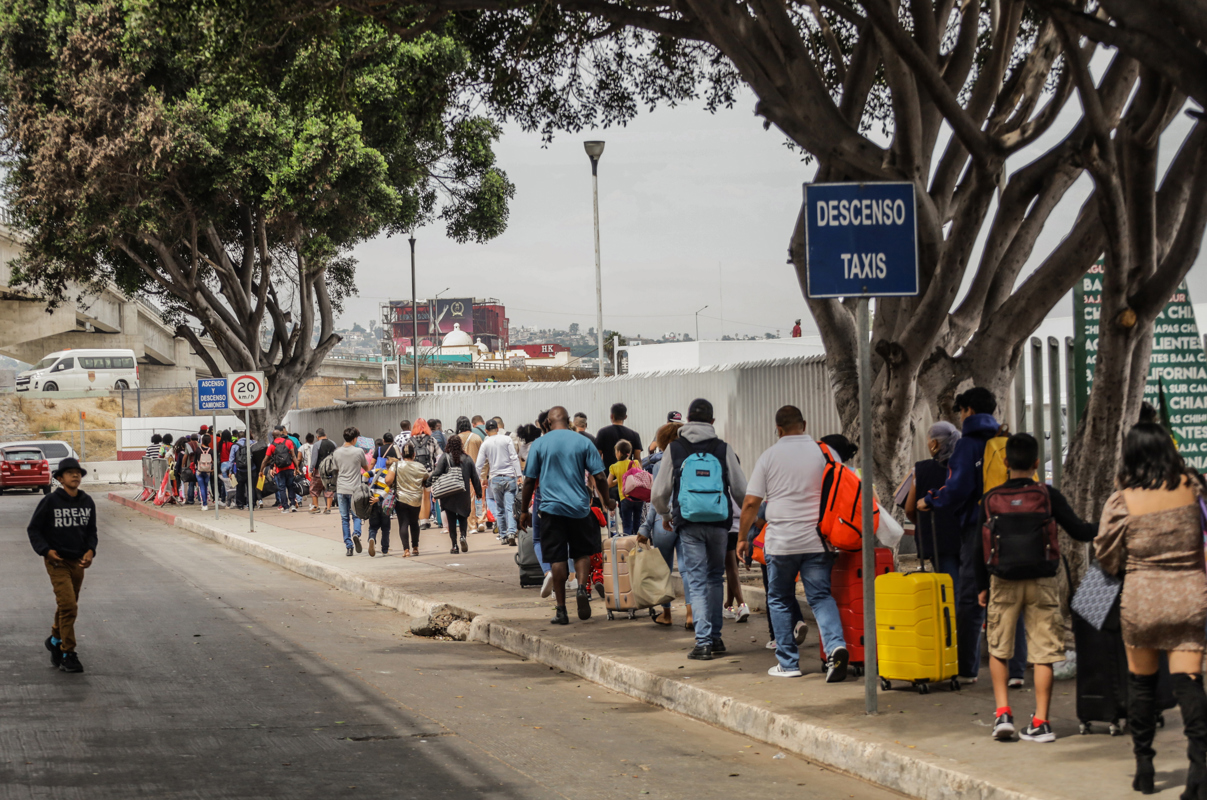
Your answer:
[523,429,605,519]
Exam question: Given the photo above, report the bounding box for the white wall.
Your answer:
[117,414,244,454]
[627,338,825,374]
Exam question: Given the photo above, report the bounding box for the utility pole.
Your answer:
[585,140,605,377]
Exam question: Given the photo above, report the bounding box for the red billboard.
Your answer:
[385,298,508,351]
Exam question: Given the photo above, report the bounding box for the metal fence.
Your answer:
[285,355,845,468]
[140,456,169,496]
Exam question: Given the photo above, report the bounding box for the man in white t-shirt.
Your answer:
[737,404,848,682]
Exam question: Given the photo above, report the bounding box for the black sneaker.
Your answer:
[688,644,714,661]
[450,546,459,555]
[550,606,570,625]
[993,712,1016,741]
[825,647,849,683]
[459,535,468,553]
[59,651,83,673]
[346,547,354,557]
[1020,718,1055,743]
[594,581,605,600]
[353,535,362,553]
[711,637,727,654]
[576,586,592,620]
[45,637,62,667]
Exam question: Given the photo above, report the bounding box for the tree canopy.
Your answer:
[352,0,1207,522]
[0,0,514,430]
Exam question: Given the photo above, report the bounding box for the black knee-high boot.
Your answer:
[1173,673,1207,800]
[1130,672,1159,794]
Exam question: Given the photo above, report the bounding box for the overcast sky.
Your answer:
[343,88,1207,341]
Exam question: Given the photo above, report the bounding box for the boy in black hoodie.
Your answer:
[27,458,97,673]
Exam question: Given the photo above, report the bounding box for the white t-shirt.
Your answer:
[746,434,829,555]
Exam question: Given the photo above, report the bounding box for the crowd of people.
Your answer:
[130,389,1207,793]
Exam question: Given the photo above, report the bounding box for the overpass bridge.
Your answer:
[0,219,371,385]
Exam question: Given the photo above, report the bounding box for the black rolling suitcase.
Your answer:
[1074,600,1175,735]
[1074,602,1128,735]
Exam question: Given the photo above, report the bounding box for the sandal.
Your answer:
[403,549,411,558]
[653,610,673,627]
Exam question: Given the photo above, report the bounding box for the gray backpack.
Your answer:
[351,480,373,520]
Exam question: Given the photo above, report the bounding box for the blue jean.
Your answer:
[679,523,727,647]
[336,493,361,548]
[619,498,644,536]
[760,562,803,641]
[197,473,211,507]
[276,469,297,510]
[767,552,844,671]
[491,475,517,536]
[651,524,690,611]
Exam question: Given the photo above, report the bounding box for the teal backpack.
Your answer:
[673,439,730,524]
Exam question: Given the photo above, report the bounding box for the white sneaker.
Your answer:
[540,572,554,599]
[201,504,208,511]
[768,664,802,678]
[765,640,777,650]
[793,620,809,645]
[959,675,979,685]
[735,603,750,623]
[723,606,737,621]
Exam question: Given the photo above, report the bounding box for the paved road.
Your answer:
[0,493,902,799]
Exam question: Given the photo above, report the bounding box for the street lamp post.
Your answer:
[435,286,450,360]
[695,304,709,342]
[409,234,418,397]
[584,140,605,377]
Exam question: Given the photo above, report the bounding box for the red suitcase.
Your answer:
[819,548,893,675]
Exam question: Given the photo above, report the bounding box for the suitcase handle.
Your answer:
[943,605,953,647]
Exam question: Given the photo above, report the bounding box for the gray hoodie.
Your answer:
[651,422,747,518]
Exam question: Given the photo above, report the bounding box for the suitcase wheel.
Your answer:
[949,678,961,692]
[880,678,892,691]
[627,609,637,620]
[1158,713,1166,729]
[1079,722,1091,735]
[607,610,615,621]
[853,665,864,678]
[1109,723,1123,736]
[916,682,931,695]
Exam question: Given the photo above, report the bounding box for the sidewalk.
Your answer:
[106,489,1179,800]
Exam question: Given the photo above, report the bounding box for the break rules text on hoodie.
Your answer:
[27,488,98,561]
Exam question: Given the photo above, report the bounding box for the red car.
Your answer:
[0,447,51,494]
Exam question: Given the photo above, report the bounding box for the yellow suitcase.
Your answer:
[875,569,959,694]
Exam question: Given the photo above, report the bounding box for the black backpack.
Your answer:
[235,443,249,469]
[271,439,293,468]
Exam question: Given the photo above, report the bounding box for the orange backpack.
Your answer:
[817,442,879,551]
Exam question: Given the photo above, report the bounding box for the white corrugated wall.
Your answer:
[285,355,845,467]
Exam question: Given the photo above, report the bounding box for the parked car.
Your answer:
[2,440,79,476]
[16,348,139,392]
[0,446,51,494]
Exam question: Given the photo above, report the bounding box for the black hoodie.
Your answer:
[27,488,98,561]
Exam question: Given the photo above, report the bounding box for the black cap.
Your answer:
[53,457,87,478]
[687,398,713,422]
[485,419,498,431]
[667,411,683,423]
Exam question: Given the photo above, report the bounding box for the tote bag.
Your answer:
[630,542,675,608]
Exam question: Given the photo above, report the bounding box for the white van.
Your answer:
[16,349,140,392]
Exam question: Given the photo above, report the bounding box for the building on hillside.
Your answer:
[382,298,509,356]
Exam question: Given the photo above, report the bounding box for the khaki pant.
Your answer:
[986,574,1064,664]
[45,558,85,653]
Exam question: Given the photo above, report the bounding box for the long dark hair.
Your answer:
[1118,422,1187,491]
[446,433,464,466]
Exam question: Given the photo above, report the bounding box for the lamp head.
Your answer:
[583,140,605,158]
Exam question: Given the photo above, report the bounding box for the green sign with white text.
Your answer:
[1074,261,1207,470]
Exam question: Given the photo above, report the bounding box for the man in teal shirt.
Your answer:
[519,406,613,625]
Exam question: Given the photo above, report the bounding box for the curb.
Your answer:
[109,492,1041,800]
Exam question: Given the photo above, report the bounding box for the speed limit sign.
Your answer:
[226,372,267,410]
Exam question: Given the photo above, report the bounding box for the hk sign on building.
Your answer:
[1074,261,1207,469]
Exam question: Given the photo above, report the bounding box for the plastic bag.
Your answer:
[875,503,905,548]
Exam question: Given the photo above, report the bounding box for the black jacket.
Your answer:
[27,488,98,561]
[974,478,1096,592]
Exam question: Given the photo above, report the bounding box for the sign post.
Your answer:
[197,378,228,521]
[804,182,919,715]
[227,372,267,533]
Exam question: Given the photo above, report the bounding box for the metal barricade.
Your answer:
[141,457,168,500]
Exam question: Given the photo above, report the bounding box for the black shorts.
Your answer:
[727,530,738,552]
[538,511,602,562]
